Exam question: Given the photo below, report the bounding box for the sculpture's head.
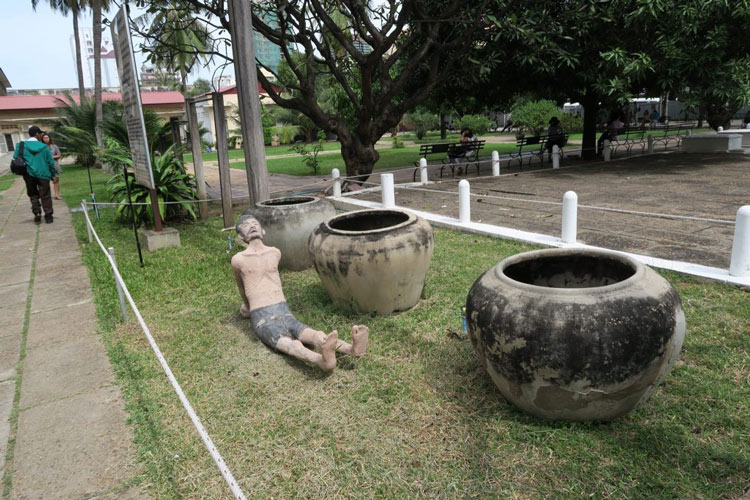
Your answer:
[236,215,265,243]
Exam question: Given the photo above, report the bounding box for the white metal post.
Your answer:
[729,205,750,277]
[492,150,500,176]
[419,157,428,184]
[82,200,93,243]
[648,134,654,154]
[458,179,471,224]
[603,140,611,161]
[331,168,341,197]
[381,173,395,208]
[108,247,128,320]
[552,145,561,169]
[717,126,723,132]
[561,191,578,244]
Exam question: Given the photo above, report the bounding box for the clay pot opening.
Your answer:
[502,253,637,289]
[259,196,317,207]
[327,209,412,234]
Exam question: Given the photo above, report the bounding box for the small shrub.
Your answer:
[100,140,198,225]
[273,124,301,144]
[559,113,584,133]
[392,136,405,148]
[510,99,559,135]
[289,130,327,174]
[404,111,439,140]
[457,114,492,135]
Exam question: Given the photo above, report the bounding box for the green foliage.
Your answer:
[102,142,197,225]
[457,114,492,135]
[391,136,405,148]
[510,100,560,136]
[50,94,174,167]
[289,130,327,174]
[403,111,439,140]
[559,113,584,133]
[188,78,212,97]
[272,124,301,145]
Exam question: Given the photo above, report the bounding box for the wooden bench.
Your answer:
[652,124,693,149]
[513,134,569,167]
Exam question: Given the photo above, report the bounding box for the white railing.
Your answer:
[80,201,247,500]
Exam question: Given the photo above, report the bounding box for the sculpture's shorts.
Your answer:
[249,302,307,349]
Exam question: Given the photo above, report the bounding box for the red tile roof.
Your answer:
[217,82,276,95]
[0,91,184,111]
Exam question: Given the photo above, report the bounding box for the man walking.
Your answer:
[13,126,57,223]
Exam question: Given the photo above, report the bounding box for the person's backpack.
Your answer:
[10,142,27,176]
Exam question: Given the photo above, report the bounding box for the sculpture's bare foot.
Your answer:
[240,303,252,318]
[350,325,369,357]
[318,330,338,372]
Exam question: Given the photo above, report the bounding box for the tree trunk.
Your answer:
[93,0,104,154]
[581,90,599,160]
[340,139,380,182]
[440,113,447,140]
[72,10,85,97]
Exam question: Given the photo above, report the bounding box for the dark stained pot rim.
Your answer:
[322,209,416,236]
[256,196,319,207]
[494,248,645,296]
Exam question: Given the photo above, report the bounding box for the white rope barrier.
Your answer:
[80,201,247,500]
[391,184,735,225]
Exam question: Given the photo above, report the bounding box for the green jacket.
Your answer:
[13,140,56,180]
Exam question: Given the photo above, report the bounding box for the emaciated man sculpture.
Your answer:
[232,215,368,371]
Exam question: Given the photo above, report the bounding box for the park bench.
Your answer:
[439,140,486,177]
[652,124,693,149]
[412,140,485,180]
[611,127,647,155]
[513,134,569,167]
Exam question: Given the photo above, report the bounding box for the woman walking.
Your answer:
[42,133,62,199]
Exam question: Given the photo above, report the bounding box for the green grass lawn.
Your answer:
[61,164,749,499]
[0,172,16,193]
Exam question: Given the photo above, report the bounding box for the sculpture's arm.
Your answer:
[232,261,251,311]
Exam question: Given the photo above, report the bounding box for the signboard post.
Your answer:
[111,6,163,231]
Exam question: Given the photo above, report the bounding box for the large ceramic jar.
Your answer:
[466,248,685,421]
[308,209,434,315]
[242,196,335,271]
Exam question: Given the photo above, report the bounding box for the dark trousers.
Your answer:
[23,175,53,217]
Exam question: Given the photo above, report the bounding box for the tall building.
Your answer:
[253,10,282,74]
[69,28,120,89]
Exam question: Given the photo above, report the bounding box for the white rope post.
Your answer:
[717,126,724,132]
[561,191,578,244]
[458,179,471,224]
[552,145,561,169]
[603,140,612,161]
[419,157,428,184]
[381,173,395,208]
[647,134,655,154]
[492,150,500,176]
[331,168,341,198]
[729,205,750,277]
[746,123,750,130]
[82,200,92,243]
[108,247,128,321]
[686,129,693,136]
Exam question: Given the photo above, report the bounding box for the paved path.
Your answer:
[0,179,142,498]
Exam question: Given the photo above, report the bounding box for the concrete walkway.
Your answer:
[0,179,142,498]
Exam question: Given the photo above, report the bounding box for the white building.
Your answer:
[69,28,120,89]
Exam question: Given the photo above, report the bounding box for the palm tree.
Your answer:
[134,2,211,95]
[31,0,87,97]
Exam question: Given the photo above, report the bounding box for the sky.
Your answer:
[0,1,224,90]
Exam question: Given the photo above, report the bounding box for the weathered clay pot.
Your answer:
[466,248,685,421]
[242,196,335,271]
[308,209,434,314]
